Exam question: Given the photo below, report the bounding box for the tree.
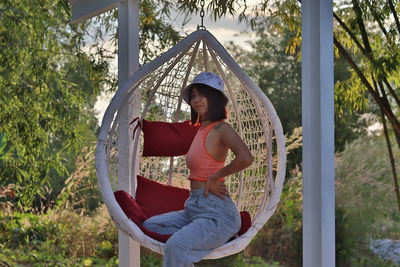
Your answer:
[226,19,366,175]
[176,0,400,212]
[0,0,181,210]
[226,25,302,171]
[332,0,400,211]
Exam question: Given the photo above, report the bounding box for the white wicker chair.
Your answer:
[95,30,286,259]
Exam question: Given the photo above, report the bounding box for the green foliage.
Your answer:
[56,145,101,213]
[335,134,400,266]
[139,0,181,63]
[0,206,284,267]
[0,0,108,210]
[178,0,400,156]
[0,0,181,211]
[227,25,301,137]
[244,133,399,266]
[226,26,302,171]
[227,19,364,169]
[0,134,9,160]
[0,205,118,266]
[336,134,400,234]
[335,208,398,267]
[141,250,163,267]
[2,134,398,266]
[247,170,303,266]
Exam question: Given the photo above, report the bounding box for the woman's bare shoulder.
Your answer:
[214,121,236,135]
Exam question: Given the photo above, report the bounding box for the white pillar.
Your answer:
[301,0,335,266]
[117,0,140,266]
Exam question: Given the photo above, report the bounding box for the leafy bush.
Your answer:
[335,134,400,266]
[246,169,303,267]
[242,133,399,267]
[0,205,118,266]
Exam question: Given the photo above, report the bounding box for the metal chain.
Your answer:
[198,0,206,30]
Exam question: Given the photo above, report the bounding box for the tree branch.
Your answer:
[375,77,400,129]
[367,3,391,45]
[333,12,366,54]
[334,4,397,93]
[333,36,378,98]
[383,78,400,108]
[335,36,400,149]
[352,0,373,55]
[379,103,400,213]
[388,0,400,35]
[378,81,400,151]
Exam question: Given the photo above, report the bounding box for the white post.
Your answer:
[70,0,141,266]
[117,1,141,266]
[301,0,335,267]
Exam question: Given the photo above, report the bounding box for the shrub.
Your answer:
[335,134,400,266]
[246,169,303,267]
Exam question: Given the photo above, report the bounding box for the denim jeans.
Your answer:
[142,188,241,267]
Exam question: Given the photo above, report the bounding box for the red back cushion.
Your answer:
[135,175,190,218]
[142,120,200,157]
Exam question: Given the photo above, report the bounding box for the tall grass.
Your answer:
[335,134,400,266]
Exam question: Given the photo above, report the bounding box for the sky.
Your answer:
[93,10,254,123]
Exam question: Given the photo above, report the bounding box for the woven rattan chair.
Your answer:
[95,30,286,259]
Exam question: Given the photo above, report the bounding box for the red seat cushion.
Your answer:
[114,189,174,242]
[238,211,252,235]
[114,190,147,225]
[135,175,190,218]
[114,176,252,243]
[142,120,200,157]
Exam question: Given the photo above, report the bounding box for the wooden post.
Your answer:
[301,0,335,266]
[70,1,141,266]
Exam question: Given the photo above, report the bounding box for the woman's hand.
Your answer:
[204,174,229,200]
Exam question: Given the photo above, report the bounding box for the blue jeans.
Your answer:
[142,188,241,267]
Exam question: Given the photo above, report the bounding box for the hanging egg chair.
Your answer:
[96,29,286,259]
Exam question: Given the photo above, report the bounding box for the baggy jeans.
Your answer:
[142,188,241,267]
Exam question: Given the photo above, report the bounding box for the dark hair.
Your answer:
[189,84,228,125]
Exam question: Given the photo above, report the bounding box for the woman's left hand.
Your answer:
[204,174,229,199]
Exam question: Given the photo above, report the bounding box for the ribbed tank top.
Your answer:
[186,121,225,182]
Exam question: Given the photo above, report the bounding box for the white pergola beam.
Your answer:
[302,0,335,267]
[70,0,118,24]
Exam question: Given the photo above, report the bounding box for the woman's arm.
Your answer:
[205,122,254,198]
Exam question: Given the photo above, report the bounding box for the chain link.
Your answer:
[198,0,206,30]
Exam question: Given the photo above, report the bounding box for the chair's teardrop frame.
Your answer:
[96,30,286,259]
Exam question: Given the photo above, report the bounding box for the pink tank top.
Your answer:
[186,121,225,182]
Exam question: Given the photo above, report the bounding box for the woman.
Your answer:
[142,72,254,267]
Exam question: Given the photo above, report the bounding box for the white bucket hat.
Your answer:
[181,72,227,104]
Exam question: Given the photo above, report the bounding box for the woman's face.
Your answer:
[190,86,209,119]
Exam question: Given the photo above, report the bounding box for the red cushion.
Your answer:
[114,190,147,225]
[139,226,172,243]
[114,190,173,242]
[238,211,252,235]
[142,120,200,157]
[135,175,190,218]
[114,176,252,243]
